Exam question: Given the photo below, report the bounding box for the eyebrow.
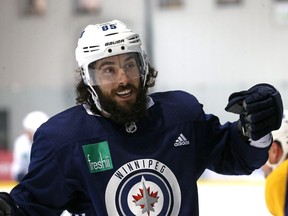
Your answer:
[97,61,114,70]
[97,54,136,70]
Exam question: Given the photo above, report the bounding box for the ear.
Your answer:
[269,141,283,164]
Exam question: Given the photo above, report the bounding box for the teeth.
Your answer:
[117,90,131,95]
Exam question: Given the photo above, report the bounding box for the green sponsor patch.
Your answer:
[82,141,113,173]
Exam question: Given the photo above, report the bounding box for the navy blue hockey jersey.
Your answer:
[10,91,269,215]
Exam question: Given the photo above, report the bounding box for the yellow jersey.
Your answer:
[265,159,288,216]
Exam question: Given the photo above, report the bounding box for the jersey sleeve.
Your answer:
[152,90,270,176]
[195,111,270,176]
[10,127,74,215]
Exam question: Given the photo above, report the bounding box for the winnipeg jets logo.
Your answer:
[105,159,181,216]
[132,176,159,215]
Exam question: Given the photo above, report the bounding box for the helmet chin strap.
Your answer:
[87,85,111,117]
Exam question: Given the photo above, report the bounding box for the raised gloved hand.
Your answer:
[225,83,283,141]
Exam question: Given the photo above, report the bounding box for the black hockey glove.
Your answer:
[0,192,25,216]
[225,83,283,141]
[0,198,10,216]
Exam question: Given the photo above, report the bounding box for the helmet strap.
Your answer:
[87,85,111,117]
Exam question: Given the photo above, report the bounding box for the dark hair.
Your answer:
[75,64,158,114]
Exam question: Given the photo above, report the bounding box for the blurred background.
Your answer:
[1,0,288,215]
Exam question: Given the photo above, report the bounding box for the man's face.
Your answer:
[267,141,283,164]
[92,53,147,124]
[261,140,283,178]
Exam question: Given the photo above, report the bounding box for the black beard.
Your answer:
[95,84,148,125]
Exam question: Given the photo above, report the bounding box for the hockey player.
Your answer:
[262,110,288,216]
[10,111,49,182]
[0,20,284,215]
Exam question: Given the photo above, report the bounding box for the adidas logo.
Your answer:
[174,133,190,147]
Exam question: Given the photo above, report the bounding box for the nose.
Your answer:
[117,68,129,85]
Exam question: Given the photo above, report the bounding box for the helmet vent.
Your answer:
[105,33,118,36]
[83,45,100,53]
[128,35,141,44]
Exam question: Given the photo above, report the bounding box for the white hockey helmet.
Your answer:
[75,20,149,112]
[22,111,49,133]
[266,109,288,169]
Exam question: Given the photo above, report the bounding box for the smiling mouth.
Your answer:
[116,89,133,98]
